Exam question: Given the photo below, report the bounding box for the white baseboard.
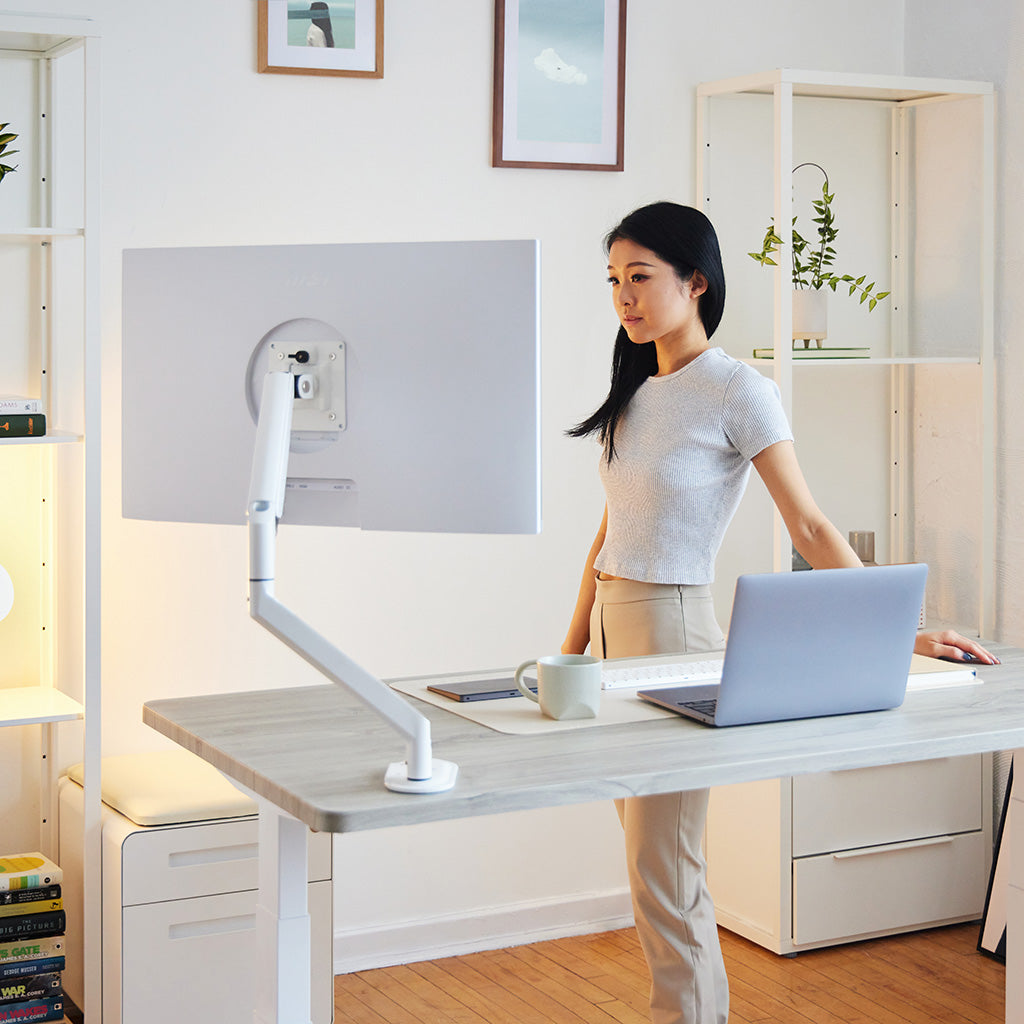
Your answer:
[333,889,634,974]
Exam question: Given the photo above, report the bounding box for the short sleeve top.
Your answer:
[594,347,793,584]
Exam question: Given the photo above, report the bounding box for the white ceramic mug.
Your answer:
[514,654,602,721]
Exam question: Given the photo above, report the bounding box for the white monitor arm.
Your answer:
[246,370,458,793]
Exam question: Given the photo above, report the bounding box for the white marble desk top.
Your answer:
[143,642,1024,835]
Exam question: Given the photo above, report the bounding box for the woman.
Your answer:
[306,2,334,47]
[562,201,996,1024]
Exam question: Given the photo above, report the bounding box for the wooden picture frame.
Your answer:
[492,0,626,171]
[258,0,383,79]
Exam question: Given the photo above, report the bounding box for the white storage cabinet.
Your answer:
[59,776,335,1024]
[706,755,992,953]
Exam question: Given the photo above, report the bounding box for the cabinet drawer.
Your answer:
[117,817,332,905]
[792,755,982,857]
[120,881,333,1024]
[793,830,987,946]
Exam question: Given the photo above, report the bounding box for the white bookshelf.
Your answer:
[696,68,996,956]
[0,12,100,1023]
[696,67,996,634]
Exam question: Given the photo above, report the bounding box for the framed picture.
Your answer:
[258,0,384,78]
[978,757,1014,962]
[492,0,626,171]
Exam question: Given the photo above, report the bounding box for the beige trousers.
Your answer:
[591,578,729,1024]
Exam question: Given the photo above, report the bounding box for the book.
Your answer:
[0,889,60,909]
[0,397,42,415]
[0,938,64,965]
[0,901,61,921]
[752,346,870,360]
[0,857,62,893]
[906,653,981,691]
[0,960,64,982]
[0,974,61,1004]
[0,997,64,1023]
[0,414,45,438]
[0,912,64,942]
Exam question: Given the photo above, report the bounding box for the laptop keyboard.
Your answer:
[679,698,718,716]
[602,658,724,690]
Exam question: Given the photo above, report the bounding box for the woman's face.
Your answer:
[606,238,706,347]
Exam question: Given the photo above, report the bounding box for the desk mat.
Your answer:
[391,655,981,736]
[390,670,672,735]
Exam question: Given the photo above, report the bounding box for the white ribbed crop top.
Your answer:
[594,347,793,584]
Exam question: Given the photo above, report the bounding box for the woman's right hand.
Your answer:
[562,506,609,658]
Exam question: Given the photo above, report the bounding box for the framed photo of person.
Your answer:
[492,0,626,171]
[258,0,384,78]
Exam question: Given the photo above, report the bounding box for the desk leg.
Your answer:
[1009,751,1023,1024]
[254,798,313,1024]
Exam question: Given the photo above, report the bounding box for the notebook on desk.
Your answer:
[638,564,929,727]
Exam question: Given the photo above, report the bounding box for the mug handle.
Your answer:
[514,660,541,702]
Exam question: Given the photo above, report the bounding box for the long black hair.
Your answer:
[310,2,335,47]
[567,202,726,460]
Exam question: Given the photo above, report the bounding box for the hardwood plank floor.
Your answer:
[334,923,1004,1024]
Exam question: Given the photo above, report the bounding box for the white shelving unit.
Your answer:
[697,67,995,631]
[0,11,101,1021]
[696,68,996,955]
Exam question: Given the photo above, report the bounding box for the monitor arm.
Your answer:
[246,370,458,794]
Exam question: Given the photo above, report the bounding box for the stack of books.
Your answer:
[0,854,65,1024]
[0,396,46,438]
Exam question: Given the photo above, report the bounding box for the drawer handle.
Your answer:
[167,843,258,869]
[832,835,955,860]
[169,914,255,941]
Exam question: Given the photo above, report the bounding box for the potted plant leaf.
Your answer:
[749,162,890,349]
[0,122,18,183]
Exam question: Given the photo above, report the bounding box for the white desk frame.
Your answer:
[144,643,1024,1024]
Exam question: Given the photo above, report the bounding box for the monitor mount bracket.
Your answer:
[246,367,458,794]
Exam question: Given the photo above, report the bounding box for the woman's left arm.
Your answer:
[751,440,860,570]
[751,440,1000,664]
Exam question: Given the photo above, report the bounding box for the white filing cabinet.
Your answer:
[706,754,992,954]
[58,760,334,1024]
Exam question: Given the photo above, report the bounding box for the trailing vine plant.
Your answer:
[748,162,891,311]
[0,123,18,183]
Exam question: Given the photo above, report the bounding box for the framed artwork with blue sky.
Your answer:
[492,0,626,170]
[258,0,383,78]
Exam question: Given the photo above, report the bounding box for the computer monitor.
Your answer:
[122,239,541,534]
[122,239,542,792]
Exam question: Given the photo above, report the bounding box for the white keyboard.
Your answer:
[601,658,724,691]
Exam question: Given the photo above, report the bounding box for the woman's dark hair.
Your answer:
[567,202,726,460]
[310,2,335,47]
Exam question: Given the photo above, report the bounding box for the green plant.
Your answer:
[748,162,890,311]
[0,123,19,183]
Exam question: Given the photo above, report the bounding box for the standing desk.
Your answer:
[144,642,1024,1024]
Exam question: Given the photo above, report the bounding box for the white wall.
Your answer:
[904,0,1024,642]
[14,0,916,968]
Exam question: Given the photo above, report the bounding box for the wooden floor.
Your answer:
[333,922,1004,1024]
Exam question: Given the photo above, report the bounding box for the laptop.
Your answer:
[638,564,928,727]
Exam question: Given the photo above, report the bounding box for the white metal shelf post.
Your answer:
[81,27,102,1024]
[771,79,794,573]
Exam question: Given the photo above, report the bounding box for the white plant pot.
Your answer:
[792,288,828,348]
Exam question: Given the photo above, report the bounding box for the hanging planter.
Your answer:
[792,287,828,348]
[749,162,890,352]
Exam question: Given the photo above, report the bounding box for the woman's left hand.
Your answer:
[914,629,1000,665]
